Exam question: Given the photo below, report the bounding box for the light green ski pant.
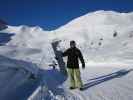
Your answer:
[67,68,83,88]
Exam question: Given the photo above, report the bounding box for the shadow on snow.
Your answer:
[0,33,14,46]
[82,69,133,90]
[40,69,68,96]
[0,55,41,100]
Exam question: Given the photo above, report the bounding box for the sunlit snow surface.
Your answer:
[0,10,133,100]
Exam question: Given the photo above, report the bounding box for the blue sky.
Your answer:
[0,0,133,30]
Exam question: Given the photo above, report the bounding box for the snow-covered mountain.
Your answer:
[0,19,8,30]
[1,10,133,66]
[1,10,133,100]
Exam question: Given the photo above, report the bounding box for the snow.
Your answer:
[0,10,133,100]
[1,10,133,65]
[28,65,133,100]
[0,55,42,100]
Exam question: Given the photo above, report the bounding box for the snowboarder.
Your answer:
[62,40,85,90]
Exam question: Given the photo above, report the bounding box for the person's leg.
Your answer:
[67,68,75,88]
[74,69,83,88]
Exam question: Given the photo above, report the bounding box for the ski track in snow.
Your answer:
[58,67,133,100]
[62,89,87,100]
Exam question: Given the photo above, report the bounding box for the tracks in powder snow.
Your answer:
[59,89,87,100]
[68,90,86,100]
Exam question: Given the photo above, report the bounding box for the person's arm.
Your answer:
[62,49,69,57]
[78,50,85,69]
[55,49,69,60]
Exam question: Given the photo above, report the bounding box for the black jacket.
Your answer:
[62,47,85,69]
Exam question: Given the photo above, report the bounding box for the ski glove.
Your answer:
[82,64,85,69]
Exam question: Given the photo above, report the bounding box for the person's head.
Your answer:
[70,40,76,48]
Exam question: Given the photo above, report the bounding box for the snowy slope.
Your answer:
[62,66,133,100]
[54,10,133,63]
[1,10,133,65]
[0,55,41,100]
[1,10,133,100]
[28,65,133,100]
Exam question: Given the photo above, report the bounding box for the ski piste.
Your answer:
[64,88,86,100]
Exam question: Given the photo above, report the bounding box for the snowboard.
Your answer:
[51,40,67,75]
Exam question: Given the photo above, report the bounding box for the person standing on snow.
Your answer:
[62,40,85,90]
